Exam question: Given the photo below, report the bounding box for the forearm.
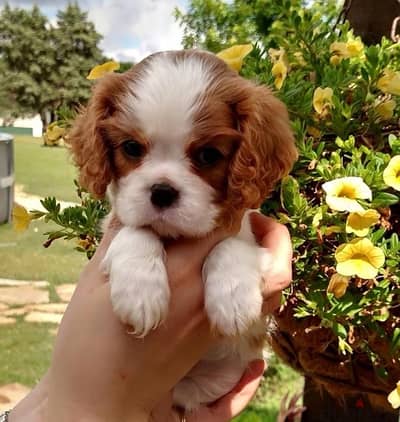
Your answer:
[8,372,150,422]
[8,372,49,422]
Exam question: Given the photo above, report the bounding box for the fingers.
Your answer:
[249,213,293,311]
[188,360,265,422]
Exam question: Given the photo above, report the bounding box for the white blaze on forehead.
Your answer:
[122,53,213,143]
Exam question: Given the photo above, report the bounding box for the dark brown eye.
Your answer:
[194,146,223,167]
[122,140,144,158]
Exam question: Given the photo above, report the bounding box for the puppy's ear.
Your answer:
[228,84,298,210]
[67,73,125,197]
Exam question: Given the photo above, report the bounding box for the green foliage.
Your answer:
[175,0,302,52]
[244,0,400,371]
[31,182,110,259]
[52,4,103,110]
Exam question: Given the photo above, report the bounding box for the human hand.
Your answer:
[44,221,230,422]
[10,214,293,422]
[250,213,293,314]
[150,359,266,422]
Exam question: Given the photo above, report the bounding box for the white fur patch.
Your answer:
[122,53,212,145]
[115,154,219,238]
[102,227,170,336]
[203,211,270,336]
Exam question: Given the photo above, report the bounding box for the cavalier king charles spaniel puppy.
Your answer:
[68,49,297,410]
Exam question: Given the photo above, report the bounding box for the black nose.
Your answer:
[150,183,179,208]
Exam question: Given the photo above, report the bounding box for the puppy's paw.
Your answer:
[204,238,268,337]
[103,227,170,337]
[108,257,169,336]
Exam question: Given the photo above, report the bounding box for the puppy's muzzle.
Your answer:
[150,183,179,208]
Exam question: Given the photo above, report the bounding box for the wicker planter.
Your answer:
[270,299,400,420]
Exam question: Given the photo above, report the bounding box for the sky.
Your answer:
[0,0,188,63]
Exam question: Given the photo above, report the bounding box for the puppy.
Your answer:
[68,50,297,410]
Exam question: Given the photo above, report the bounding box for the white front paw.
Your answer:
[204,238,268,336]
[103,228,170,337]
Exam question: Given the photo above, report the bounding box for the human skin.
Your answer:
[9,213,292,422]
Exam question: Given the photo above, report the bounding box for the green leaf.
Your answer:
[391,328,400,352]
[332,322,347,338]
[371,192,399,207]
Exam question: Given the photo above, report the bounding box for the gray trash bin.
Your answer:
[0,133,14,224]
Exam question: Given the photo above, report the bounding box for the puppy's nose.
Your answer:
[150,183,179,208]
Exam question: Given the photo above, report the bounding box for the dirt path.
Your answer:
[14,184,77,211]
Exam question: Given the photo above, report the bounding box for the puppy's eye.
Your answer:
[194,146,223,167]
[122,140,144,158]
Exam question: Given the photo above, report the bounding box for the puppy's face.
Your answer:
[69,51,297,238]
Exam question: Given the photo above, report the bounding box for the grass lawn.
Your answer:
[14,135,78,202]
[0,219,85,286]
[0,321,55,387]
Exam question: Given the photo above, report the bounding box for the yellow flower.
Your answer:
[388,381,400,409]
[335,238,385,279]
[45,122,65,142]
[313,87,333,117]
[87,61,120,80]
[307,126,321,138]
[330,55,342,66]
[346,209,380,237]
[293,51,306,66]
[324,225,343,235]
[377,70,400,96]
[329,42,348,61]
[375,99,396,121]
[216,44,253,72]
[346,39,364,57]
[329,39,363,65]
[383,155,400,191]
[327,273,350,298]
[322,177,372,212]
[12,203,32,232]
[272,60,287,90]
[268,48,286,63]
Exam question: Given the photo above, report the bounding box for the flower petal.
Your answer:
[383,155,400,191]
[326,196,364,212]
[12,203,32,232]
[216,44,253,71]
[388,382,400,409]
[87,61,120,80]
[346,209,380,236]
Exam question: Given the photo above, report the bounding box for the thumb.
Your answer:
[188,359,265,422]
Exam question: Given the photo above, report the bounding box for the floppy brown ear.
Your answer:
[227,83,298,210]
[67,73,126,197]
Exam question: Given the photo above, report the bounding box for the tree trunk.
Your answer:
[343,0,400,45]
[301,378,398,422]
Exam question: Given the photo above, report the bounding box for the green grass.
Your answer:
[0,220,85,286]
[0,321,55,387]
[234,356,304,421]
[14,135,78,202]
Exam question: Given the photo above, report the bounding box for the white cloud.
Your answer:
[1,0,186,64]
[88,0,185,63]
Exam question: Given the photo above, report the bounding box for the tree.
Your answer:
[0,3,104,131]
[52,3,104,113]
[0,4,56,128]
[174,0,301,52]
[342,0,400,45]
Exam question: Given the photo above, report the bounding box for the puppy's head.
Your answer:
[68,50,297,237]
